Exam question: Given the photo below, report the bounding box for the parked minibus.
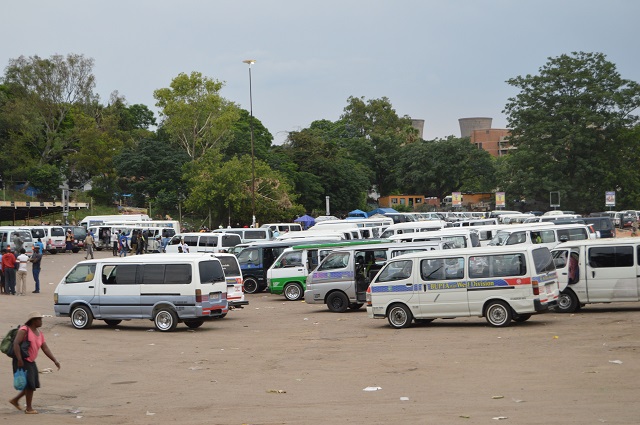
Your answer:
[260,223,303,233]
[379,221,445,238]
[165,232,241,254]
[489,223,593,250]
[367,245,560,328]
[213,253,248,311]
[388,228,481,248]
[267,240,387,301]
[551,238,640,313]
[79,214,150,228]
[212,227,273,243]
[53,254,229,331]
[0,227,34,254]
[29,225,67,254]
[314,217,394,229]
[303,241,454,311]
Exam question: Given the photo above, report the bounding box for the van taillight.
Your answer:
[366,286,372,306]
[532,280,539,296]
[195,289,202,303]
[236,277,244,292]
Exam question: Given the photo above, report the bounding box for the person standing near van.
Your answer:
[16,248,29,296]
[29,246,42,293]
[84,232,95,260]
[9,311,61,414]
[65,229,74,253]
[111,231,119,256]
[119,233,129,257]
[12,234,24,253]
[35,238,45,255]
[2,246,17,295]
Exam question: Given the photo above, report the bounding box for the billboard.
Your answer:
[496,192,505,208]
[605,191,616,207]
[452,192,462,207]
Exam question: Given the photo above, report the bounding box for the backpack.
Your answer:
[1,327,20,357]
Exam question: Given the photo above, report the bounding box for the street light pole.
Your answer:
[243,59,256,228]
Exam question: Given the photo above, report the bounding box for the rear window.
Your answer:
[31,229,46,239]
[199,260,225,283]
[199,236,217,247]
[72,227,87,240]
[217,257,241,276]
[221,234,241,247]
[51,227,65,237]
[532,248,555,274]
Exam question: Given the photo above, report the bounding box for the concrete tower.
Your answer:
[458,117,492,138]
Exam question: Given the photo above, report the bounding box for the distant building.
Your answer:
[411,119,425,139]
[379,195,427,210]
[470,128,512,157]
[458,117,492,138]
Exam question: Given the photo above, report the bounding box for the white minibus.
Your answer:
[489,223,593,250]
[29,225,67,254]
[212,227,273,243]
[367,245,559,328]
[551,238,640,313]
[80,214,150,228]
[165,233,242,254]
[0,227,34,254]
[379,221,445,238]
[53,254,229,331]
[212,253,248,310]
[388,228,481,248]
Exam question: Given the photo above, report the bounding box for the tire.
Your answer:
[70,305,93,329]
[184,319,204,329]
[485,301,512,327]
[243,277,259,294]
[326,291,349,313]
[387,303,413,329]
[214,313,227,319]
[512,313,532,323]
[49,249,57,255]
[72,248,80,253]
[348,303,364,311]
[283,282,303,301]
[154,308,178,332]
[557,290,579,313]
[414,318,435,325]
[104,319,122,327]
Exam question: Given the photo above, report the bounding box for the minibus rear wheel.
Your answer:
[485,301,512,327]
[154,308,178,332]
[243,277,259,294]
[349,303,363,311]
[104,320,122,327]
[387,303,413,329]
[184,319,204,329]
[512,313,532,322]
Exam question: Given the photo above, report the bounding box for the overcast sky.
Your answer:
[2,1,638,144]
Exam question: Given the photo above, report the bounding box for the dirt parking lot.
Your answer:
[2,249,639,424]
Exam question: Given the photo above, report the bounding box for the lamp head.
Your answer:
[242,59,256,67]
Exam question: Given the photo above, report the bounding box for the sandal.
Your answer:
[25,409,38,414]
[9,400,22,410]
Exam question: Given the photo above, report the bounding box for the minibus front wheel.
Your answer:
[485,301,512,327]
[557,289,579,313]
[387,303,413,329]
[70,305,93,329]
[326,291,349,313]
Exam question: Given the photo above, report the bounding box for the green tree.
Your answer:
[397,136,496,200]
[502,52,640,212]
[184,150,304,225]
[2,53,98,166]
[154,72,239,160]
[223,109,272,161]
[340,96,419,196]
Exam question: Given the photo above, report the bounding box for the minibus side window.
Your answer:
[506,231,526,245]
[540,230,555,243]
[142,265,166,284]
[222,235,241,247]
[589,246,633,268]
[377,260,412,282]
[106,265,137,285]
[552,250,568,268]
[169,236,182,245]
[184,236,198,246]
[200,236,217,247]
[165,264,192,284]
[421,259,445,281]
[198,261,223,284]
[318,252,350,270]
[442,236,467,248]
[489,254,526,277]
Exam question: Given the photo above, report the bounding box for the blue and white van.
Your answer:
[53,254,229,331]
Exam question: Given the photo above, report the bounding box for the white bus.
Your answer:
[80,214,150,228]
[367,245,559,328]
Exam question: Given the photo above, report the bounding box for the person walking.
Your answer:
[0,248,5,294]
[35,238,45,255]
[111,230,119,256]
[29,246,42,293]
[9,311,61,414]
[119,233,129,257]
[2,246,17,295]
[16,248,29,296]
[84,232,95,260]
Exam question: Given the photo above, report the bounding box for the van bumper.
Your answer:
[534,299,558,312]
[229,300,249,308]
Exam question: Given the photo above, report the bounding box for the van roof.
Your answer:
[553,237,639,249]
[391,244,547,260]
[76,253,222,264]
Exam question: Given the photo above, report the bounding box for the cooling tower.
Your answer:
[458,117,492,138]
[411,119,425,139]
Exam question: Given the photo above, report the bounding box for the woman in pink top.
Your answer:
[9,311,61,414]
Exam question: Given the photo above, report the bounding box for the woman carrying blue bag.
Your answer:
[9,311,60,414]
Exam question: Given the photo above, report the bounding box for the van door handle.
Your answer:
[88,286,94,288]
[104,288,107,294]
[405,283,412,287]
[592,271,595,278]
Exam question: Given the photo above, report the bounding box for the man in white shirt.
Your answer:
[16,248,29,296]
